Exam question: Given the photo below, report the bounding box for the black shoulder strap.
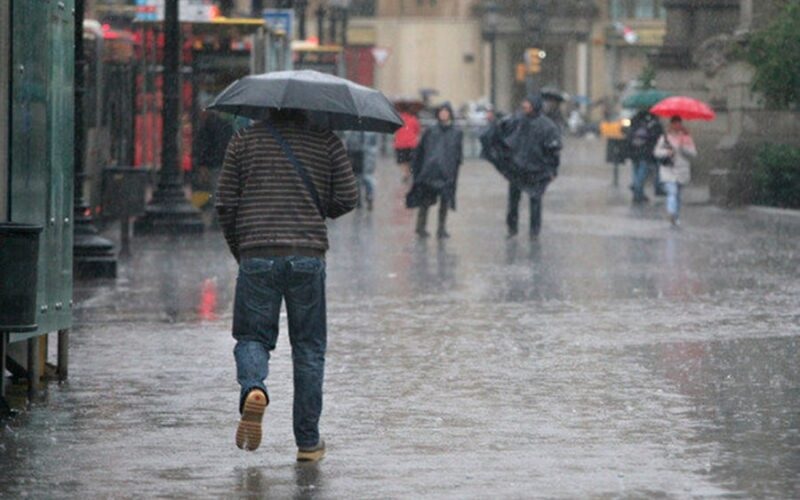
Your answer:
[263,121,325,218]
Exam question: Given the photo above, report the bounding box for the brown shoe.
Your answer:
[236,390,268,451]
[296,439,326,463]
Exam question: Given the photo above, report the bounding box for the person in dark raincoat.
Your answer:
[406,103,463,239]
[626,109,664,203]
[483,94,561,238]
[193,110,235,209]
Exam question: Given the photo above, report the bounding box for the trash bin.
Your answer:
[0,223,43,332]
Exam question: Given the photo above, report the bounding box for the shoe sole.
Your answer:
[296,447,326,463]
[236,391,267,451]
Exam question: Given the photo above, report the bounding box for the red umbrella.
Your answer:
[650,96,716,121]
[393,97,425,114]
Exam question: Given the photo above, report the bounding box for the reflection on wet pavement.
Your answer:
[1,139,798,498]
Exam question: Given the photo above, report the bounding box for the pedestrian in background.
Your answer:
[626,109,664,204]
[504,94,562,239]
[394,109,420,183]
[344,130,380,211]
[654,116,697,227]
[406,102,463,239]
[193,109,234,210]
[215,108,358,463]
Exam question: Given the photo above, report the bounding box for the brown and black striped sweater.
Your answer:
[215,121,358,260]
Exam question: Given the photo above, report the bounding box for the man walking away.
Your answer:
[406,103,463,239]
[505,94,562,239]
[215,108,358,463]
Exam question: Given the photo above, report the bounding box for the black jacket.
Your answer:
[626,111,663,162]
[481,112,561,193]
[406,122,463,209]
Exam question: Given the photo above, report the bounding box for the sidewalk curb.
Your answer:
[746,205,800,223]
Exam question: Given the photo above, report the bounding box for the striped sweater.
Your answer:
[215,121,358,260]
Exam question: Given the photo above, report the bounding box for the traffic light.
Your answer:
[525,48,546,74]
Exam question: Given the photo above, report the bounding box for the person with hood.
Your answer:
[406,103,463,238]
[653,116,697,227]
[626,109,664,204]
[497,94,562,238]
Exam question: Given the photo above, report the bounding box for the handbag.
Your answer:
[262,121,326,218]
[657,135,674,167]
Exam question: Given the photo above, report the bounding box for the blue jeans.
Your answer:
[232,256,326,448]
[632,159,654,202]
[359,172,375,201]
[665,181,682,217]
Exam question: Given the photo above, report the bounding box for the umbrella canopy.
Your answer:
[541,87,567,102]
[393,96,425,114]
[622,89,672,109]
[650,96,716,121]
[207,70,403,133]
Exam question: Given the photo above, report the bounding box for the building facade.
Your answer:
[341,1,667,115]
[345,0,488,109]
[651,0,797,192]
[87,1,668,117]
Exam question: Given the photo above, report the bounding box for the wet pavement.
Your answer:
[2,138,799,498]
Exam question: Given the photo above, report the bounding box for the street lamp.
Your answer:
[328,0,351,47]
[73,0,117,278]
[134,0,203,235]
[295,0,309,40]
[483,1,500,108]
[316,5,325,44]
[520,0,546,94]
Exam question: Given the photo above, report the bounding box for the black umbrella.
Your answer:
[540,87,567,102]
[207,70,403,133]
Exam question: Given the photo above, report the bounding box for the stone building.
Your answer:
[651,0,797,198]
[342,0,489,109]
[88,1,671,119]
[341,1,668,115]
[469,1,670,117]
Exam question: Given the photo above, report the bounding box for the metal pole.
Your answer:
[490,33,497,107]
[150,26,158,169]
[57,329,69,381]
[135,0,204,234]
[27,337,39,402]
[329,8,338,46]
[1,333,7,407]
[341,7,349,47]
[161,0,180,198]
[298,1,308,40]
[73,0,117,279]
[316,7,325,45]
[74,0,85,210]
